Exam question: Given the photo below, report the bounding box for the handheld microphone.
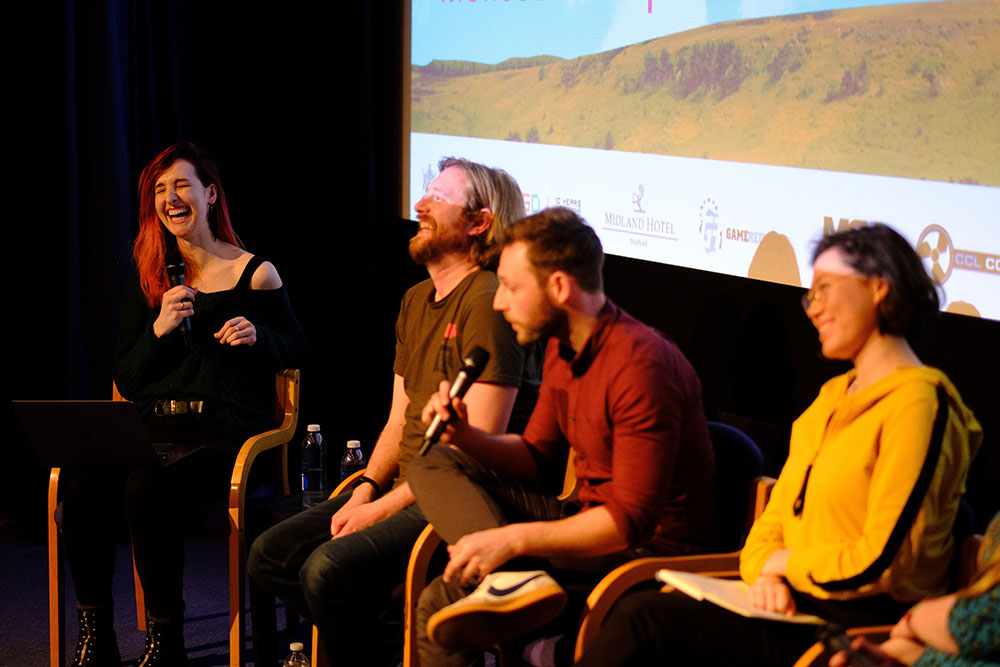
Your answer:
[817,624,877,667]
[165,249,192,346]
[418,346,491,456]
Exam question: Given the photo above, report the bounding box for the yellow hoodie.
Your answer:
[740,366,982,602]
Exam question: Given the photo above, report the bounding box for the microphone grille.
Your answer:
[462,346,491,373]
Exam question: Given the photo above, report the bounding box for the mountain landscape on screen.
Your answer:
[412,0,1000,187]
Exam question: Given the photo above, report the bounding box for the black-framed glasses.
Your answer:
[800,273,867,312]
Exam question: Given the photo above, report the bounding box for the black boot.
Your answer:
[137,618,188,666]
[72,606,122,666]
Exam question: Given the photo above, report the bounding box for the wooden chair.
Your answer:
[572,422,771,660]
[572,475,776,660]
[47,368,300,667]
[791,529,987,667]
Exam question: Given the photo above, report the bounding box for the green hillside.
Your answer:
[412,0,1000,186]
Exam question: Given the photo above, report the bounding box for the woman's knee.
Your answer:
[122,467,170,523]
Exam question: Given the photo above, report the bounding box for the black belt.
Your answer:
[153,399,205,416]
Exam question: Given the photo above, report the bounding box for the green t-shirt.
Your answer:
[392,269,539,484]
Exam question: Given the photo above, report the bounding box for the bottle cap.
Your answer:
[290,642,304,651]
[347,439,361,448]
[307,424,321,432]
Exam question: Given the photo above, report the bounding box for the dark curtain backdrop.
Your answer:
[8,1,417,536]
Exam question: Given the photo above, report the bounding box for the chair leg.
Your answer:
[48,468,65,667]
[230,524,246,666]
[133,555,146,630]
[311,625,328,667]
[404,526,445,667]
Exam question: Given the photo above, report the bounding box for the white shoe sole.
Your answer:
[428,582,568,652]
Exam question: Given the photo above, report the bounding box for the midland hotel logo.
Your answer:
[601,184,679,249]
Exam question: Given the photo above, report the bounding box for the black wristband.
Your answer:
[353,475,381,499]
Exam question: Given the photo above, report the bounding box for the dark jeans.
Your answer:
[408,446,653,667]
[576,587,913,666]
[60,446,236,620]
[247,491,428,666]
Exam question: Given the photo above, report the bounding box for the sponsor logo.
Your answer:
[601,189,678,248]
[917,224,999,283]
[632,184,646,214]
[522,194,581,214]
[724,228,766,244]
[699,198,720,253]
[698,200,764,250]
[421,164,436,197]
[522,193,544,214]
[553,196,582,214]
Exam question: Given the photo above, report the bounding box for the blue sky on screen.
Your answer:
[412,0,937,65]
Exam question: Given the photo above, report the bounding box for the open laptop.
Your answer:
[11,400,204,469]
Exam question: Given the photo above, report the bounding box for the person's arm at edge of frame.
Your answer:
[829,595,960,667]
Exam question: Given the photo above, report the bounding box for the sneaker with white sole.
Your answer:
[427,570,568,652]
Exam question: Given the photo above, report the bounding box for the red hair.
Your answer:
[133,141,243,307]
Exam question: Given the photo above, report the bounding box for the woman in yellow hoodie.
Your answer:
[576,224,982,667]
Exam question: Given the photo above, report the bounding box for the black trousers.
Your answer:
[60,422,240,621]
[575,587,912,667]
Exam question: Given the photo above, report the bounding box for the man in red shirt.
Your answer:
[409,206,717,666]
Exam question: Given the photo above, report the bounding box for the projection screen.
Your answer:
[407,0,1000,321]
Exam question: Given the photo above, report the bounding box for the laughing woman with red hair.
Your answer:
[61,142,305,666]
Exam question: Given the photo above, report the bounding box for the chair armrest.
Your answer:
[959,533,984,588]
[228,369,300,519]
[404,524,445,667]
[331,469,366,498]
[791,625,893,667]
[752,476,778,520]
[574,551,741,661]
[228,425,298,516]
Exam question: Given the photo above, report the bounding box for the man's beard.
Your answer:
[408,217,469,265]
[512,298,568,346]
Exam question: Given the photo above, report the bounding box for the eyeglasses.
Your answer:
[801,273,867,312]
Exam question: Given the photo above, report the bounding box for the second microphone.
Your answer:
[418,346,491,456]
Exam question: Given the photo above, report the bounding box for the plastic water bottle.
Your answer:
[340,439,366,482]
[301,424,326,508]
[281,642,309,667]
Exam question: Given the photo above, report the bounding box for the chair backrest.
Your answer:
[271,368,300,495]
[950,497,979,590]
[558,448,578,502]
[707,421,764,552]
